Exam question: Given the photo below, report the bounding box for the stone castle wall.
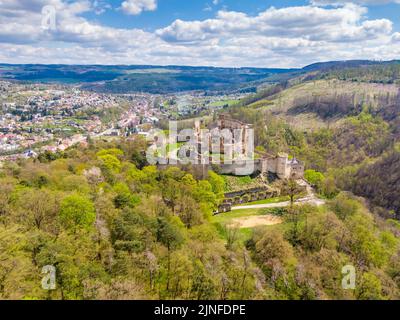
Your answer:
[218,154,304,179]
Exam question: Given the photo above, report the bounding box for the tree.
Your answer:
[111,208,148,254]
[0,226,45,299]
[304,170,325,192]
[98,154,121,173]
[156,217,184,251]
[282,179,303,207]
[156,217,184,291]
[356,272,383,300]
[193,180,217,214]
[299,211,343,252]
[346,213,388,268]
[35,229,108,300]
[224,224,240,250]
[255,230,294,269]
[191,259,217,300]
[207,171,225,201]
[96,148,124,158]
[0,178,15,223]
[15,188,59,231]
[176,195,203,228]
[113,182,140,209]
[59,194,96,231]
[165,250,192,299]
[322,176,339,199]
[131,150,147,169]
[329,193,360,220]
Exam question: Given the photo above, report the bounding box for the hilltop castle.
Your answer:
[173,114,304,180]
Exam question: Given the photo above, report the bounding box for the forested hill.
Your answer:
[0,64,297,94]
[227,62,400,218]
[1,139,400,300]
[309,61,400,84]
[1,60,399,93]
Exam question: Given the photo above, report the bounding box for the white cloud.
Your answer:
[392,32,400,42]
[0,1,398,68]
[121,0,157,15]
[311,0,400,5]
[92,0,112,15]
[156,4,392,43]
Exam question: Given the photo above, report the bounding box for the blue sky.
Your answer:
[83,0,400,31]
[0,0,400,67]
[84,1,309,30]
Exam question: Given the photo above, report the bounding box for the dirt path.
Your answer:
[229,215,283,228]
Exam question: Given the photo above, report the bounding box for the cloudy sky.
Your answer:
[0,0,400,67]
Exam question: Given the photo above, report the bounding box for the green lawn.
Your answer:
[211,207,288,243]
[209,99,239,107]
[236,196,290,207]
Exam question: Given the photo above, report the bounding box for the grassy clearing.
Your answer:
[212,208,268,225]
[212,207,285,229]
[236,196,290,207]
[211,205,288,243]
[212,207,288,243]
[209,99,239,107]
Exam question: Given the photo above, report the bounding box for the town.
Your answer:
[0,80,246,163]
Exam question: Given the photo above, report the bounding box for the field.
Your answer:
[211,206,286,243]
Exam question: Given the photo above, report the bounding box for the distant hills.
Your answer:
[303,60,400,72]
[0,64,297,94]
[0,60,399,94]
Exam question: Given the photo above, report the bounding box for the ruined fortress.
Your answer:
[170,115,305,180]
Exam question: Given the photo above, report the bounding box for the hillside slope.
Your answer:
[228,72,400,217]
[0,139,399,300]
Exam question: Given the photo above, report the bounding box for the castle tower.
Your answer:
[276,153,290,179]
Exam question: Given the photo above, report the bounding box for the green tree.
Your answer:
[98,154,121,173]
[15,188,59,231]
[282,179,303,207]
[304,170,325,192]
[329,193,360,220]
[255,229,294,270]
[59,194,96,231]
[156,217,184,291]
[356,272,383,300]
[207,171,225,201]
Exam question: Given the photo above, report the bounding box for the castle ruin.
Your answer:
[162,114,304,180]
